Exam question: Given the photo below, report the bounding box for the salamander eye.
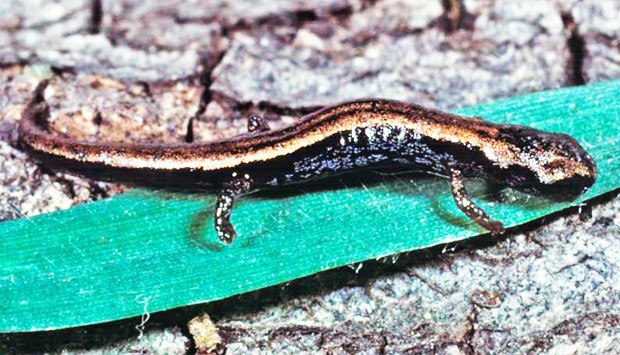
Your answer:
[541,160,569,171]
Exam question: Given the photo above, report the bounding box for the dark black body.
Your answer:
[19,80,597,243]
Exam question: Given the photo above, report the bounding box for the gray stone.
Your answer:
[0,0,618,353]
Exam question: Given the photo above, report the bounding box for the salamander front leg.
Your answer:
[214,177,252,244]
[247,115,270,133]
[446,166,505,235]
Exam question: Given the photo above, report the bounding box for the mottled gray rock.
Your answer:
[0,0,222,81]
[0,324,190,354]
[547,0,620,82]
[0,0,619,353]
[212,0,568,110]
[560,0,620,36]
[585,39,620,83]
[212,200,620,353]
[0,72,207,220]
[175,0,361,25]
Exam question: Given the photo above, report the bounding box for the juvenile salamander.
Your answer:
[19,80,597,243]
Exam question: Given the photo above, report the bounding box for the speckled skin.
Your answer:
[20,80,597,243]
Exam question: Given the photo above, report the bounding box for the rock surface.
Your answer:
[1,0,619,353]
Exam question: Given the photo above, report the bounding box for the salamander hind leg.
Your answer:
[247,115,271,133]
[214,176,253,244]
[445,166,505,235]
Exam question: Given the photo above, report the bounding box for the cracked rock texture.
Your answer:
[1,0,619,353]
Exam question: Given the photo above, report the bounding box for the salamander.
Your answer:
[19,80,597,243]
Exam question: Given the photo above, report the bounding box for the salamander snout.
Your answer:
[527,133,597,200]
[535,172,596,200]
[499,127,597,200]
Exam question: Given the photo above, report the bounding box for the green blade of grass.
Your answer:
[1,81,619,332]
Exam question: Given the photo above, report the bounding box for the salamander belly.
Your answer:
[251,126,443,187]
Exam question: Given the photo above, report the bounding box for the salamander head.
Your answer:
[498,127,597,200]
